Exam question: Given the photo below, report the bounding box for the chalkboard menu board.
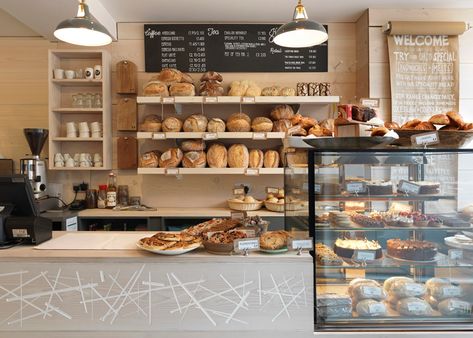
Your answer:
[144,24,328,73]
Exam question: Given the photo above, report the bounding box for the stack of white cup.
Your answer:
[90,121,102,138]
[66,121,102,138]
[66,122,78,138]
[79,122,90,138]
[54,152,102,168]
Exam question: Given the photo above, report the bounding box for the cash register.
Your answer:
[0,175,52,246]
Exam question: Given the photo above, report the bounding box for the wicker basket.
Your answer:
[264,201,285,213]
[227,200,263,211]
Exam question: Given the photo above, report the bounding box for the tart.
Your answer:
[387,238,437,261]
[350,212,385,228]
[333,238,383,260]
[315,243,343,266]
[259,231,291,250]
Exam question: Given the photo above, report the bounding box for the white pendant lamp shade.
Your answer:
[54,0,112,46]
[274,0,328,48]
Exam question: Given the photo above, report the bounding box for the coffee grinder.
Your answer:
[20,128,49,199]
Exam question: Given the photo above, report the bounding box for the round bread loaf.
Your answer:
[157,68,182,85]
[199,80,224,96]
[169,82,196,96]
[207,143,227,168]
[207,118,226,132]
[249,149,264,168]
[181,139,206,152]
[228,81,249,96]
[183,114,208,132]
[139,114,162,132]
[227,112,251,132]
[228,144,249,168]
[261,86,281,96]
[162,117,183,132]
[180,72,194,84]
[245,84,262,97]
[272,119,292,133]
[280,87,296,96]
[263,150,280,168]
[201,71,223,82]
[159,148,183,168]
[251,117,273,132]
[319,118,335,132]
[139,150,160,168]
[182,151,207,168]
[270,104,295,120]
[143,81,169,97]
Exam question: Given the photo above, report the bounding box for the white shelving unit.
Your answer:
[136,95,340,105]
[48,50,112,171]
[137,168,284,175]
[136,131,286,140]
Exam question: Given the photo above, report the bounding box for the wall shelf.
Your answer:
[136,95,340,105]
[52,137,103,142]
[136,131,286,140]
[51,79,103,87]
[137,168,284,175]
[51,108,103,114]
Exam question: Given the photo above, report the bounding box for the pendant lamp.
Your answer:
[273,0,328,48]
[54,0,112,46]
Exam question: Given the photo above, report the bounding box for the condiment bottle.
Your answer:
[97,185,107,209]
[106,172,117,208]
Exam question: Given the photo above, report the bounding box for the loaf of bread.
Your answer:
[227,112,251,132]
[228,81,249,96]
[207,118,226,133]
[308,125,325,137]
[157,68,182,85]
[263,150,280,168]
[272,119,292,133]
[356,299,387,317]
[183,114,208,132]
[350,284,386,301]
[139,150,160,168]
[182,151,207,168]
[181,139,206,152]
[397,297,433,316]
[139,114,162,132]
[383,277,414,292]
[162,117,183,132]
[280,87,296,96]
[261,86,281,96]
[401,119,422,129]
[143,81,169,97]
[319,118,335,132]
[251,117,273,132]
[348,279,381,297]
[169,82,196,96]
[180,72,194,84]
[249,149,264,168]
[425,278,450,290]
[429,113,450,125]
[438,298,472,316]
[270,104,295,120]
[201,71,223,82]
[462,122,473,130]
[429,284,462,301]
[287,124,307,136]
[389,281,426,298]
[285,148,308,167]
[245,82,262,96]
[291,113,317,129]
[159,148,183,168]
[206,143,227,168]
[199,80,224,96]
[414,121,436,130]
[447,111,464,126]
[228,144,249,168]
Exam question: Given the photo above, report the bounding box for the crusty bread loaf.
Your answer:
[263,150,280,168]
[261,86,281,96]
[251,117,273,132]
[183,114,208,132]
[181,139,206,152]
[143,81,169,97]
[447,111,465,127]
[272,119,292,133]
[227,112,251,132]
[319,118,335,132]
[139,114,162,132]
[249,149,264,168]
[159,148,183,168]
[245,83,261,96]
[228,144,249,168]
[139,150,160,168]
[280,87,296,96]
[291,113,317,129]
[207,143,227,168]
[270,104,295,120]
[162,117,183,132]
[228,81,249,96]
[169,82,196,96]
[308,125,324,137]
[287,124,307,136]
[461,122,473,130]
[207,118,226,132]
[414,121,436,130]
[199,80,224,96]
[182,151,207,168]
[428,114,450,125]
[401,119,422,129]
[180,72,194,84]
[157,68,182,85]
[200,71,223,82]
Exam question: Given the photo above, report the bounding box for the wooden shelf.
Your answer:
[52,137,103,142]
[51,79,103,86]
[137,168,284,175]
[136,131,286,140]
[49,167,108,171]
[136,95,340,105]
[51,108,103,113]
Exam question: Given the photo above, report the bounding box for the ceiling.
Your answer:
[1,0,473,40]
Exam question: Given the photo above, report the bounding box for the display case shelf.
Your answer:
[315,194,457,202]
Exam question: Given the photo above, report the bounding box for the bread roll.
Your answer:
[249,149,264,168]
[429,113,450,125]
[272,119,292,133]
[263,150,280,168]
[158,68,182,85]
[414,121,436,130]
[143,81,169,97]
[139,114,162,132]
[438,298,471,316]
[397,297,433,316]
[228,144,249,168]
[280,87,296,96]
[199,80,224,96]
[383,277,414,292]
[182,151,207,168]
[356,299,387,317]
[227,112,251,132]
[139,150,160,168]
[245,83,261,96]
[183,114,208,132]
[159,148,183,168]
[180,72,194,84]
[181,139,206,152]
[201,71,223,82]
[169,83,196,96]
[162,117,183,132]
[228,81,249,96]
[371,126,389,137]
[207,143,227,168]
[207,118,226,132]
[401,119,422,129]
[348,279,380,297]
[447,111,464,126]
[251,117,273,132]
[261,86,281,96]
[270,104,295,120]
[384,121,400,129]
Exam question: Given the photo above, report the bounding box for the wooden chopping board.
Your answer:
[116,60,137,94]
[117,136,138,169]
[117,97,137,131]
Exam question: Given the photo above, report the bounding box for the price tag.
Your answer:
[162,97,175,104]
[450,300,471,313]
[442,286,461,297]
[230,211,247,220]
[233,187,245,195]
[152,132,166,140]
[241,96,255,103]
[314,184,322,194]
[405,283,423,293]
[165,168,179,176]
[407,302,426,312]
[245,168,259,176]
[345,182,366,194]
[398,180,421,195]
[353,250,376,261]
[368,302,385,314]
[253,132,267,140]
[234,238,260,252]
[204,96,218,103]
[411,131,440,147]
[360,286,382,298]
[449,249,463,261]
[266,187,279,194]
[203,132,218,140]
[360,98,380,108]
[290,239,313,250]
[65,216,78,231]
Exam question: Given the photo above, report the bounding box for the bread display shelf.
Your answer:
[52,137,103,142]
[136,95,340,105]
[137,131,286,140]
[315,194,456,202]
[317,224,473,231]
[137,167,284,175]
[51,79,102,87]
[51,108,103,113]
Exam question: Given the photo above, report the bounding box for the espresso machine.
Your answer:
[20,128,49,199]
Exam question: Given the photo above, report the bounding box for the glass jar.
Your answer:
[97,185,107,209]
[93,93,102,108]
[84,93,93,108]
[85,189,97,209]
[118,185,129,206]
[72,95,79,108]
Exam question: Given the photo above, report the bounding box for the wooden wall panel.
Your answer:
[356,10,370,100]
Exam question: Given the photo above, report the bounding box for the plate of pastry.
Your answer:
[259,231,291,254]
[203,230,248,255]
[137,232,202,255]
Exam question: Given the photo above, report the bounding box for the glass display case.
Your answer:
[285,148,473,331]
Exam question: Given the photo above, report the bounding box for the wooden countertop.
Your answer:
[78,207,284,218]
[0,232,311,263]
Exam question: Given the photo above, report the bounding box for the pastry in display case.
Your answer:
[284,148,473,331]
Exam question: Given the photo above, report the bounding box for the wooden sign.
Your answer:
[117,97,137,131]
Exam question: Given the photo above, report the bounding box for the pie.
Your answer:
[139,232,201,251]
[259,231,291,250]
